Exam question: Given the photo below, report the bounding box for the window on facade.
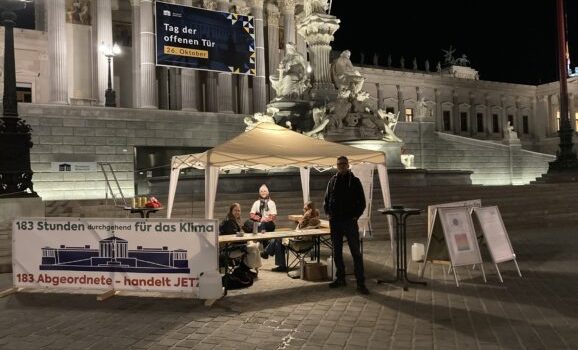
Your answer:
[460,112,468,132]
[386,107,395,114]
[16,86,32,103]
[477,113,484,133]
[405,108,414,122]
[523,116,529,134]
[492,114,500,133]
[443,111,451,131]
[556,111,560,131]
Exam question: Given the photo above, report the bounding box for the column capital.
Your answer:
[266,4,280,25]
[203,0,217,10]
[247,0,264,9]
[233,0,251,15]
[278,0,297,14]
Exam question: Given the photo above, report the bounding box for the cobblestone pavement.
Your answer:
[0,227,577,350]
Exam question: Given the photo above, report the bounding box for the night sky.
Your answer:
[331,0,578,85]
[8,1,578,85]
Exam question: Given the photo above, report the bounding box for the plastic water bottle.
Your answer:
[411,243,425,262]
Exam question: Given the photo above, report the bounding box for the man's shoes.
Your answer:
[271,266,288,272]
[328,279,347,288]
[260,251,269,259]
[356,284,370,295]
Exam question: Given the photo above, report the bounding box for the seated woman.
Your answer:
[287,201,321,253]
[298,201,321,230]
[219,203,261,274]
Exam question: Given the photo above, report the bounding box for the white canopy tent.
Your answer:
[166,123,393,241]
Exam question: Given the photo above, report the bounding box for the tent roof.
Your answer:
[171,122,386,170]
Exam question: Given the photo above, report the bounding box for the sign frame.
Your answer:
[10,217,223,301]
[473,206,522,282]
[421,206,486,286]
[420,200,482,279]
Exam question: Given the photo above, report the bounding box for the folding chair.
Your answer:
[219,244,247,274]
[284,237,315,273]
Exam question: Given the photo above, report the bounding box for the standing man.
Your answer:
[324,156,369,294]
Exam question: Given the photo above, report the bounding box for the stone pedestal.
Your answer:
[343,140,404,169]
[0,197,45,273]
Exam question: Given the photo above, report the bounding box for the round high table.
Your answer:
[377,207,427,291]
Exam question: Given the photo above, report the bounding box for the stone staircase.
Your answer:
[45,182,578,239]
[397,122,555,186]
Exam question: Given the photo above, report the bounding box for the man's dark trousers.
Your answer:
[330,218,364,284]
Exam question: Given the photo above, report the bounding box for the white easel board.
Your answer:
[421,200,482,274]
[427,199,482,239]
[473,206,522,282]
[422,207,486,286]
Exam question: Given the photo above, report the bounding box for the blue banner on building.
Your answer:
[155,1,255,75]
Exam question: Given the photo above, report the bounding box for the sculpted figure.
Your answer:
[270,43,310,99]
[326,89,352,131]
[304,0,329,16]
[303,107,330,139]
[454,54,470,67]
[331,50,364,94]
[415,97,429,119]
[244,107,279,131]
[442,46,456,65]
[376,109,402,142]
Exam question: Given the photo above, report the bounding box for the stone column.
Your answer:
[534,96,547,140]
[266,4,280,99]
[279,0,296,45]
[216,0,234,113]
[377,83,383,109]
[249,0,267,112]
[47,0,68,103]
[235,2,251,113]
[397,85,404,120]
[469,92,476,136]
[131,0,141,108]
[452,90,459,134]
[95,0,113,106]
[140,0,157,108]
[34,0,46,31]
[203,0,218,112]
[500,95,507,138]
[179,0,199,110]
[485,94,492,137]
[298,9,340,100]
[435,89,442,131]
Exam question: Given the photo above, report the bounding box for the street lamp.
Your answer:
[548,0,578,173]
[100,42,121,107]
[0,0,37,197]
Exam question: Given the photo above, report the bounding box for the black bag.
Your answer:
[222,265,254,290]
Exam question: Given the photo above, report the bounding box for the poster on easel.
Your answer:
[427,199,482,239]
[420,200,482,278]
[422,207,486,286]
[473,206,522,282]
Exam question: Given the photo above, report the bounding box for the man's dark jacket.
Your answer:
[323,171,366,220]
